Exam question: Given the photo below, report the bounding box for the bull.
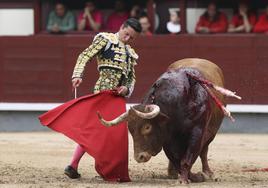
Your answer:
[98,58,241,183]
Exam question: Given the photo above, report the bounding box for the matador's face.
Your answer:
[118,26,139,44]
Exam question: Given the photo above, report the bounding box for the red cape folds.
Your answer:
[39,90,130,182]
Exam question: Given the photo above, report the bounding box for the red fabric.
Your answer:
[230,13,257,30]
[106,12,129,32]
[39,90,130,182]
[253,14,268,33]
[195,12,228,33]
[77,10,103,31]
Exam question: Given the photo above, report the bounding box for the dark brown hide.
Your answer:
[128,58,225,183]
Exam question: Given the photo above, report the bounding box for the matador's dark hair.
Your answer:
[123,18,142,33]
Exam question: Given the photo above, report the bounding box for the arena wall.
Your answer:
[0,34,267,104]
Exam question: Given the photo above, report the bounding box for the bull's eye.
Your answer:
[141,124,152,135]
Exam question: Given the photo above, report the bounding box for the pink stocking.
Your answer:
[70,145,85,170]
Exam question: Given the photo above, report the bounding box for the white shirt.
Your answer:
[167,22,181,34]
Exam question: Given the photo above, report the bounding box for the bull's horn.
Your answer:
[131,104,160,119]
[97,111,128,127]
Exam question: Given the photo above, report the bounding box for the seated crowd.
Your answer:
[46,0,268,35]
[196,1,268,34]
[46,0,152,36]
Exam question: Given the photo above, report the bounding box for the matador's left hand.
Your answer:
[116,86,129,96]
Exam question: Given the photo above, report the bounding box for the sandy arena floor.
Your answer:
[0,132,267,188]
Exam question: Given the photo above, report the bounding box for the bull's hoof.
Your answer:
[202,171,216,181]
[64,165,81,179]
[172,178,190,185]
[189,172,206,182]
[178,175,190,184]
[179,178,190,184]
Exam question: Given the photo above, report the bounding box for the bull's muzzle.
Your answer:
[135,152,152,163]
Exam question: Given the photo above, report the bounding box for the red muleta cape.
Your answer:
[39,90,130,182]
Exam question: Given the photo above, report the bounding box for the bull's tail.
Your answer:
[186,73,242,122]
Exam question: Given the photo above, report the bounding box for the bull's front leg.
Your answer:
[179,126,204,184]
[168,160,178,179]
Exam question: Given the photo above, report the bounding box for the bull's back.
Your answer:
[168,58,224,89]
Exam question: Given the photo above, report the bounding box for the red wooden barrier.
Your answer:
[0,34,267,104]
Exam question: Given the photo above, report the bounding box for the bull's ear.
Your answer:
[153,112,170,126]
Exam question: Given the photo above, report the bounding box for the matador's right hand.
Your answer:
[72,78,83,88]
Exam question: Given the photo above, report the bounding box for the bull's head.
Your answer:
[97,104,169,163]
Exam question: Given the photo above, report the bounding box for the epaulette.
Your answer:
[126,45,139,60]
[94,32,119,44]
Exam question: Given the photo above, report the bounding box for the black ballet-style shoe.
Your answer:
[64,165,81,179]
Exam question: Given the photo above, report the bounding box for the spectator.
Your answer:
[253,4,268,33]
[139,13,152,36]
[77,0,102,32]
[195,2,228,34]
[106,0,129,32]
[130,5,142,19]
[166,9,181,34]
[47,2,75,33]
[228,1,256,33]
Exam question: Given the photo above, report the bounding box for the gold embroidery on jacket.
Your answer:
[72,32,138,97]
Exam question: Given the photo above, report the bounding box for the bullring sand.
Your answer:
[0,132,267,188]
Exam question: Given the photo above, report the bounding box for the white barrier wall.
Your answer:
[0,9,34,36]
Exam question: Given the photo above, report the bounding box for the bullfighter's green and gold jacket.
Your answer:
[72,32,138,97]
